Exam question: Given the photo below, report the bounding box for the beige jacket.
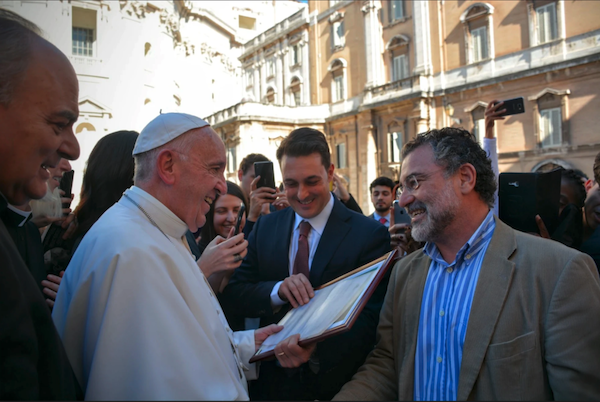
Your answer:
[334,217,600,400]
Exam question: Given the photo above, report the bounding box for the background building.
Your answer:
[212,0,600,213]
[5,0,304,203]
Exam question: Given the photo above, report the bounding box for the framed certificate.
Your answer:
[250,249,400,362]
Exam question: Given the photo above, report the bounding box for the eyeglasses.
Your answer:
[397,169,444,195]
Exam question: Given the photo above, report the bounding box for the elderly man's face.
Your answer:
[177,128,227,232]
[0,40,80,205]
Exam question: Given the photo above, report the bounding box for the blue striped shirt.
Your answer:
[414,211,496,401]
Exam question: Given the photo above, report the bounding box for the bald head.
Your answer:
[0,9,80,205]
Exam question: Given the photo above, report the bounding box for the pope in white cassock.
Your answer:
[52,113,314,400]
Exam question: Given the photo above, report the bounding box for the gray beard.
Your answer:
[410,184,459,243]
[30,186,63,220]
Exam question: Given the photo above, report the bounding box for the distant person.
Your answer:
[368,176,395,227]
[334,127,600,400]
[581,152,600,270]
[0,8,81,399]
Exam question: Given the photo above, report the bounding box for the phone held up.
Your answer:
[494,97,525,117]
[59,170,75,215]
[233,204,246,235]
[393,200,411,227]
[254,161,276,190]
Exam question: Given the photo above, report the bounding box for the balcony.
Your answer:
[363,75,426,107]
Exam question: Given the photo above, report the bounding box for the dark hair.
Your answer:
[370,176,395,192]
[239,153,269,175]
[402,127,496,208]
[199,181,248,248]
[0,8,43,105]
[594,152,600,184]
[74,131,139,237]
[561,168,586,208]
[276,127,331,168]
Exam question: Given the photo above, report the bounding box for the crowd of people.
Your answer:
[2,9,600,401]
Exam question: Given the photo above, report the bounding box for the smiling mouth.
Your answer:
[205,196,214,205]
[298,198,313,205]
[409,209,425,218]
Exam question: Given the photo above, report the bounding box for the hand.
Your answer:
[248,176,277,221]
[42,270,64,308]
[484,100,506,139]
[332,173,350,202]
[278,273,314,308]
[272,191,289,211]
[535,214,551,239]
[274,333,317,368]
[389,223,420,254]
[254,323,284,351]
[31,214,66,229]
[197,232,248,278]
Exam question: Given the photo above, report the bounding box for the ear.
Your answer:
[237,169,243,182]
[457,163,477,195]
[585,178,594,193]
[156,149,177,186]
[327,163,335,182]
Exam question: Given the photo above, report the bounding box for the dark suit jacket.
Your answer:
[581,225,600,273]
[0,200,81,400]
[222,197,390,400]
[334,217,600,400]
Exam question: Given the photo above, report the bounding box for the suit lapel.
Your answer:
[457,218,517,400]
[309,199,351,285]
[273,208,295,278]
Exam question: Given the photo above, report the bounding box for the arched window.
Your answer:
[329,59,346,103]
[290,77,301,107]
[528,88,570,148]
[266,87,275,104]
[386,35,410,82]
[460,3,495,63]
[465,101,488,145]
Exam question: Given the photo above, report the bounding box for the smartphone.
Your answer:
[254,161,276,189]
[393,200,411,226]
[495,97,525,116]
[234,204,246,235]
[59,170,74,215]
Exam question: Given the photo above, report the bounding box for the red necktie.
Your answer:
[293,221,311,278]
[379,217,387,225]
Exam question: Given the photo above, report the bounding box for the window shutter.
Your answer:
[550,108,562,145]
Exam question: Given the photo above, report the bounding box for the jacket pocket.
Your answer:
[487,331,536,360]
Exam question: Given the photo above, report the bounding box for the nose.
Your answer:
[58,128,80,161]
[398,191,414,208]
[225,210,236,223]
[215,173,227,196]
[297,183,309,201]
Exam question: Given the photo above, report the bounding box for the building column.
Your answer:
[281,41,289,106]
[252,64,260,102]
[276,45,284,105]
[301,34,310,105]
[356,111,377,211]
[413,0,433,76]
[361,0,384,88]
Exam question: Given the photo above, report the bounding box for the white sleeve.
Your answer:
[483,137,499,216]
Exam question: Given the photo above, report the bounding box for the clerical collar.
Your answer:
[292,193,334,237]
[6,204,32,227]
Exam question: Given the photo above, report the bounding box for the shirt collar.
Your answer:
[293,192,334,236]
[373,211,390,222]
[6,204,32,227]
[124,186,189,239]
[424,210,496,266]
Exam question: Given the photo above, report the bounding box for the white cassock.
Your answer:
[52,186,256,400]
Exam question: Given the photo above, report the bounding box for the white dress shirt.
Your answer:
[270,193,335,307]
[373,212,391,227]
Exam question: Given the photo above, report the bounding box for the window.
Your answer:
[388,132,402,163]
[331,21,345,50]
[536,3,558,44]
[227,146,237,173]
[330,59,346,103]
[540,108,562,147]
[336,143,347,168]
[291,44,301,66]
[266,87,275,104]
[290,77,301,106]
[471,26,488,62]
[239,15,256,30]
[389,0,405,23]
[267,58,276,77]
[392,54,409,82]
[72,7,96,57]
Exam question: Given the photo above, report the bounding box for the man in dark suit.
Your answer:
[0,9,81,399]
[222,128,390,401]
[334,128,600,400]
[367,176,395,227]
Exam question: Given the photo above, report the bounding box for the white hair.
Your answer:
[29,184,63,220]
